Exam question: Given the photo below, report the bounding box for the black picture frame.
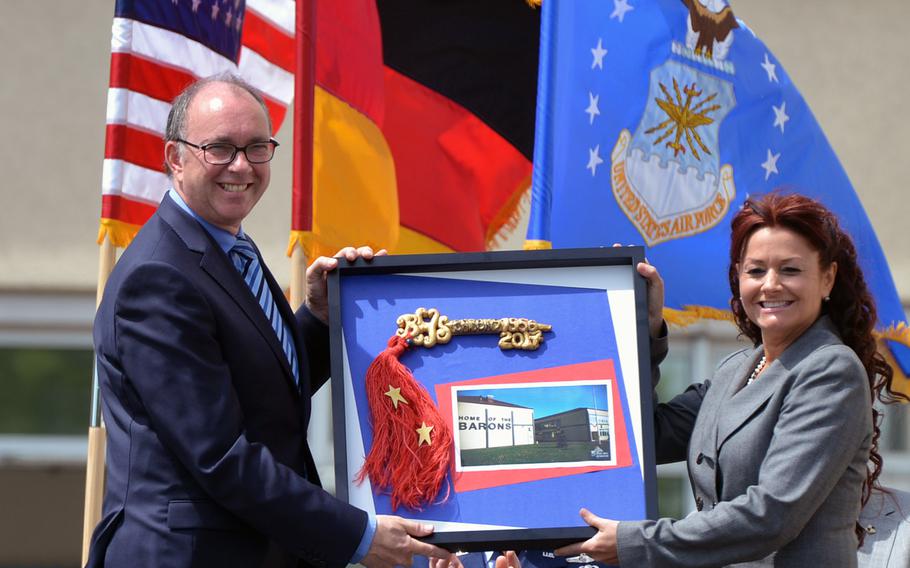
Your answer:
[328,247,657,552]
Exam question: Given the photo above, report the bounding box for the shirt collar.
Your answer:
[167,189,245,253]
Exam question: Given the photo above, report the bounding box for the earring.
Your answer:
[823,296,830,302]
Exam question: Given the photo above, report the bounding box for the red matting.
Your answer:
[435,359,633,493]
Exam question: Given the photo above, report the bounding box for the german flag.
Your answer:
[290,0,540,258]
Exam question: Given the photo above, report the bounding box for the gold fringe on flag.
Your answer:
[878,338,910,400]
[667,306,910,399]
[873,323,910,399]
[97,218,140,248]
[287,230,339,263]
[287,230,310,259]
[523,239,553,251]
[663,305,735,327]
[485,179,532,250]
[875,322,910,348]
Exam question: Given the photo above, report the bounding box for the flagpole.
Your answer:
[82,235,116,564]
[289,0,316,310]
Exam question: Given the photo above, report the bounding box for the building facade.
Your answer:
[456,395,535,450]
[535,407,611,445]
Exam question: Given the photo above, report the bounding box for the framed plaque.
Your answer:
[328,248,657,552]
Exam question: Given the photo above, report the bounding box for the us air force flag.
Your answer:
[526,0,910,376]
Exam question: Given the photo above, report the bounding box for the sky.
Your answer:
[458,382,610,418]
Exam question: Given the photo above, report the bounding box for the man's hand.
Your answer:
[360,515,454,568]
[554,508,619,565]
[305,245,386,323]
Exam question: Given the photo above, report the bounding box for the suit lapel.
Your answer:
[716,350,779,449]
[714,317,840,449]
[158,197,299,393]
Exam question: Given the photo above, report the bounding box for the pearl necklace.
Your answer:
[746,355,766,386]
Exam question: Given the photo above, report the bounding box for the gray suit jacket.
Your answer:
[617,316,872,567]
[858,488,910,567]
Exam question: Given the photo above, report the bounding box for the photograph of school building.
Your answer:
[455,389,614,467]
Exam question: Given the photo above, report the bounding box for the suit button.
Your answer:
[696,453,704,464]
[695,496,704,511]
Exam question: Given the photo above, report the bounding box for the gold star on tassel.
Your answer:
[416,422,434,446]
[384,385,409,410]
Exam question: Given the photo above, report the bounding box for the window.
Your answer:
[0,347,93,434]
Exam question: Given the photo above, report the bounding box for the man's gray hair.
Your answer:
[163,73,272,176]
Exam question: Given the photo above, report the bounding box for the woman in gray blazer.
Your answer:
[551,193,909,567]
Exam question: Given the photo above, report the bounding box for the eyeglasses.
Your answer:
[177,138,279,165]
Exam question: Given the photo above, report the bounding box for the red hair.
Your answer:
[727,192,907,544]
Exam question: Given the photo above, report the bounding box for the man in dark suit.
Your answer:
[87,74,452,568]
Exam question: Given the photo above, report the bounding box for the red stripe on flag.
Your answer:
[243,9,295,73]
[109,51,286,135]
[101,194,159,227]
[105,124,165,172]
[109,52,196,103]
[264,98,287,135]
[383,67,532,251]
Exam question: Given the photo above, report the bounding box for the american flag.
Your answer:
[100,0,295,246]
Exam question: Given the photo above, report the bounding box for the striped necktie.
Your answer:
[229,236,299,385]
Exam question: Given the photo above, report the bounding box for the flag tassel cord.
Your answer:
[484,178,532,250]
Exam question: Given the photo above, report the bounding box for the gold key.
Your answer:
[395,307,553,351]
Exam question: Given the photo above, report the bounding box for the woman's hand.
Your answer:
[554,508,619,565]
[636,260,665,339]
[612,244,665,339]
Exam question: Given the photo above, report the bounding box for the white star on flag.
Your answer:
[211,2,220,19]
[611,0,634,23]
[761,53,778,83]
[191,0,201,12]
[587,145,604,176]
[591,38,607,70]
[772,101,789,133]
[762,149,780,180]
[225,8,232,26]
[586,92,600,125]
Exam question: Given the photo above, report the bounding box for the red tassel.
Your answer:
[357,335,453,510]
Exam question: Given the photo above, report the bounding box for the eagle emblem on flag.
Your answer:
[610,9,737,246]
